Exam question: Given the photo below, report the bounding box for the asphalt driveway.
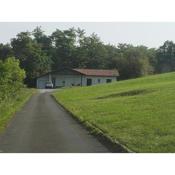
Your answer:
[0,91,109,153]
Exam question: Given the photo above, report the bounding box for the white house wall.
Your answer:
[54,74,82,87]
[37,73,117,88]
[37,75,49,88]
[81,76,117,86]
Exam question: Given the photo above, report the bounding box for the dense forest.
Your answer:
[0,26,175,87]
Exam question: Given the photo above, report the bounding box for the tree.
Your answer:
[105,44,153,79]
[155,41,175,73]
[75,33,108,68]
[32,26,53,56]
[0,57,25,100]
[0,43,13,61]
[11,32,50,87]
[51,28,77,69]
[0,26,164,86]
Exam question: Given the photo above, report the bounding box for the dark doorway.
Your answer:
[87,78,92,86]
[106,79,112,83]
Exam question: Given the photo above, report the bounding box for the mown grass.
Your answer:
[53,72,175,152]
[0,88,35,133]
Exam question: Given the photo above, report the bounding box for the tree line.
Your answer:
[0,26,175,87]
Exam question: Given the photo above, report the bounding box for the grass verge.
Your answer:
[0,88,35,133]
[53,72,175,153]
[51,95,132,153]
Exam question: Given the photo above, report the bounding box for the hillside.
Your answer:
[53,72,175,152]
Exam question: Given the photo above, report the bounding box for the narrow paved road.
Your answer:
[0,91,109,153]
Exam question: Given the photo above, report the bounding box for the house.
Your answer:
[36,68,119,89]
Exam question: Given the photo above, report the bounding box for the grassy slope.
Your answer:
[0,88,35,133]
[54,72,175,152]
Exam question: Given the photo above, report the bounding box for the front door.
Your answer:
[87,78,92,86]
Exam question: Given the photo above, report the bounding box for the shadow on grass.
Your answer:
[96,89,155,100]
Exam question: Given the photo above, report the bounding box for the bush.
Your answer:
[0,57,25,102]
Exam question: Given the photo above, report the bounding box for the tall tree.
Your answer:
[11,32,50,87]
[51,28,77,69]
[75,33,108,68]
[155,41,175,73]
[32,26,53,56]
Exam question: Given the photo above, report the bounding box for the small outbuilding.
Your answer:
[36,68,119,89]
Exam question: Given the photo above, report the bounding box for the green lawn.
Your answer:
[53,72,175,152]
[0,88,35,133]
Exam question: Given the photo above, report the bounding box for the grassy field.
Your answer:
[54,72,175,152]
[0,88,35,133]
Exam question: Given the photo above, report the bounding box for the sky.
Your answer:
[1,22,175,48]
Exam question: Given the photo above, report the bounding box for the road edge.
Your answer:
[0,89,36,135]
[51,94,134,153]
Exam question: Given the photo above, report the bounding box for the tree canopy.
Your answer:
[11,31,50,86]
[0,26,174,87]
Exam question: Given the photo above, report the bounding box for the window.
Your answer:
[98,79,101,83]
[106,79,112,83]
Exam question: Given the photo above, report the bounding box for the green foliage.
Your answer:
[0,43,13,61]
[106,44,154,79]
[0,57,25,101]
[32,26,53,56]
[0,88,35,133]
[155,40,175,73]
[11,32,51,86]
[0,57,33,133]
[54,72,175,152]
[51,28,77,69]
[1,26,175,87]
[75,33,108,68]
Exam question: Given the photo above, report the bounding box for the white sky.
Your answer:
[1,22,175,48]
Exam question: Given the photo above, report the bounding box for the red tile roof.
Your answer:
[73,68,119,77]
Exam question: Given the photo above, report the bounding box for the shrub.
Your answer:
[0,57,25,102]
